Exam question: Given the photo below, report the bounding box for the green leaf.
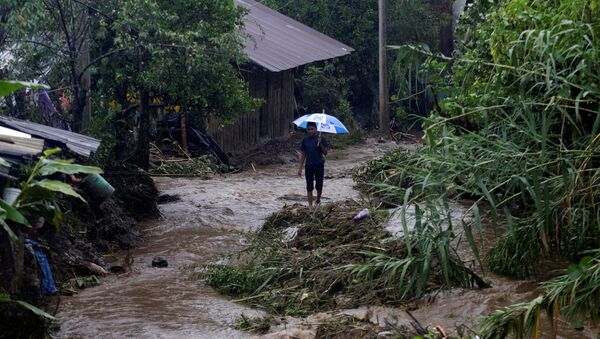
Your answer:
[13,300,55,319]
[42,148,62,157]
[39,159,103,176]
[463,219,483,271]
[0,294,55,320]
[0,218,18,242]
[32,180,85,201]
[0,199,30,226]
[50,201,62,229]
[476,178,499,227]
[0,80,49,97]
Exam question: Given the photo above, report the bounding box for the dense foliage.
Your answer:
[358,0,600,336]
[259,0,454,125]
[1,0,259,134]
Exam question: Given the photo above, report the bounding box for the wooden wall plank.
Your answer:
[206,67,296,153]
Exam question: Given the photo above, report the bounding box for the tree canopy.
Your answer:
[1,0,259,130]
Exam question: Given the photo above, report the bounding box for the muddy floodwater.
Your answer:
[56,139,597,338]
[55,139,397,338]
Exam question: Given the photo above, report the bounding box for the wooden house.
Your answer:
[206,0,354,153]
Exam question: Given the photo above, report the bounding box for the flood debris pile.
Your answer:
[234,313,398,339]
[352,148,416,199]
[104,165,160,220]
[313,314,414,339]
[149,154,229,179]
[234,313,401,338]
[234,314,276,335]
[197,201,486,317]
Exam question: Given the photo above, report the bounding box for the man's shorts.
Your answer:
[305,164,324,192]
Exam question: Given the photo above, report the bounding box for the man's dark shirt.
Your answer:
[300,135,328,166]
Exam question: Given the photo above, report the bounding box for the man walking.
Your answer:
[298,122,328,206]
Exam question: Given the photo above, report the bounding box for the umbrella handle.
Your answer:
[317,131,321,146]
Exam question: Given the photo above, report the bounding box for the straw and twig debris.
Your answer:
[193,201,487,317]
[149,142,229,178]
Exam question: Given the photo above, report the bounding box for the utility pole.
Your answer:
[378,0,390,139]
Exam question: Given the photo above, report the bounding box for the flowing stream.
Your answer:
[55,139,596,338]
[55,139,397,338]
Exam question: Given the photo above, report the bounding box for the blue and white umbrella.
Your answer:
[293,112,349,134]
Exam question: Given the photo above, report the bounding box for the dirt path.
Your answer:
[55,139,399,338]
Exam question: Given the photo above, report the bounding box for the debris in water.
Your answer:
[152,256,169,268]
[281,226,299,243]
[157,194,181,204]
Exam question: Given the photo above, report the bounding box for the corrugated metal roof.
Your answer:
[0,116,100,157]
[0,133,44,157]
[0,126,31,138]
[236,0,354,72]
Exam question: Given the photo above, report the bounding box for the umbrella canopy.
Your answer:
[293,113,349,134]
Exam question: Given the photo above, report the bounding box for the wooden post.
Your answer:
[378,0,390,139]
[180,112,189,154]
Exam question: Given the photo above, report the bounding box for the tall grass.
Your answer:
[480,250,600,338]
[357,0,600,275]
[344,198,489,301]
[354,0,600,334]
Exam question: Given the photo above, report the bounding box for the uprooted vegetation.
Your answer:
[150,155,229,178]
[194,201,486,317]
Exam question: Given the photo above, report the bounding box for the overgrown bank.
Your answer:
[357,0,600,336]
[0,156,159,338]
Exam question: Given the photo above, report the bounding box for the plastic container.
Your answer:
[2,187,21,205]
[80,174,115,203]
[352,208,369,222]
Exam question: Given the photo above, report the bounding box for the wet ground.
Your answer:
[55,137,597,338]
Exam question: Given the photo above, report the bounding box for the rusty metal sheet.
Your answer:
[236,0,354,72]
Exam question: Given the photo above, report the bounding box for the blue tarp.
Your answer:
[25,239,58,295]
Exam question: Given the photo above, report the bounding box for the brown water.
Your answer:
[55,138,598,338]
[55,139,399,338]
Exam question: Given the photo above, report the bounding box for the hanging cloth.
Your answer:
[24,239,58,295]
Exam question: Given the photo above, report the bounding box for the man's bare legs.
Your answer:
[306,190,322,206]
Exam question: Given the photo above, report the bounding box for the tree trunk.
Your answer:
[76,4,92,130]
[13,89,27,119]
[135,88,151,170]
[134,43,150,170]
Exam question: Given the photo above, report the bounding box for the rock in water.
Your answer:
[152,256,168,268]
